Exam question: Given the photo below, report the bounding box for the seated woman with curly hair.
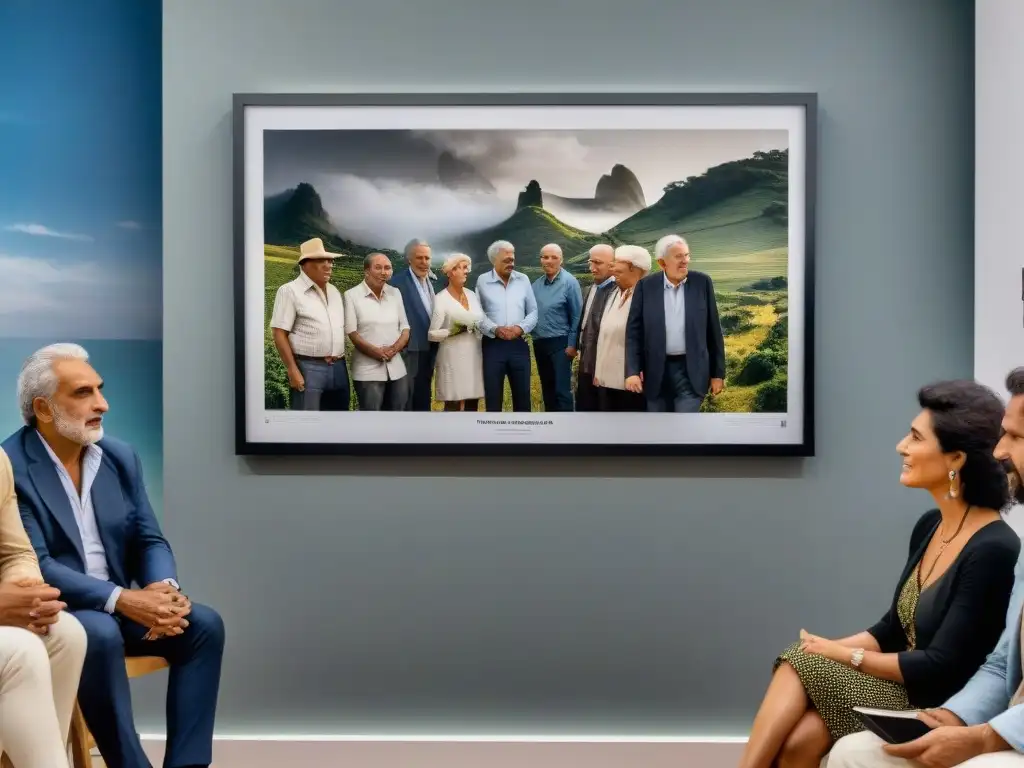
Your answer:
[737,380,1022,768]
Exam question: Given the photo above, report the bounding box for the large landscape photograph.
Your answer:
[260,126,791,415]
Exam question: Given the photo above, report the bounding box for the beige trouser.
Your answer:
[828,730,1024,767]
[0,613,87,768]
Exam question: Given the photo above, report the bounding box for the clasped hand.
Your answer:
[376,344,398,362]
[798,629,847,662]
[0,579,66,635]
[117,582,192,640]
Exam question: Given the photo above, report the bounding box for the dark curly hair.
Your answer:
[1007,367,1024,397]
[918,380,1009,510]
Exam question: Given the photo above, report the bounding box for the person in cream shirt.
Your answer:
[0,446,86,768]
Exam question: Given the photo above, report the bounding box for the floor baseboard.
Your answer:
[140,735,747,768]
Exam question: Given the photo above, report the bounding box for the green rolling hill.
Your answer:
[262,148,789,289]
[261,149,792,413]
[611,149,788,238]
[447,205,615,271]
[264,182,401,265]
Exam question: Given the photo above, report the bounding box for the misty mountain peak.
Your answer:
[516,179,543,210]
[287,182,328,219]
[438,151,496,193]
[595,164,645,209]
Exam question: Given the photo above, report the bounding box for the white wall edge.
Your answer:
[139,734,747,768]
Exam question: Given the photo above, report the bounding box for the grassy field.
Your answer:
[261,152,791,413]
[262,246,787,414]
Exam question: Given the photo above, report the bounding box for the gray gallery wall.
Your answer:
[156,0,975,735]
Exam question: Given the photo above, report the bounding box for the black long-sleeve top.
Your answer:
[867,509,1020,707]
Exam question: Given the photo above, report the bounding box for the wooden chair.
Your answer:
[70,656,168,768]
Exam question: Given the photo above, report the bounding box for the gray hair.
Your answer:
[18,343,90,425]
[540,243,563,259]
[589,243,614,257]
[486,240,514,264]
[404,238,430,260]
[654,234,688,261]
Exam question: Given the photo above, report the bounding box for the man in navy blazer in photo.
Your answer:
[4,343,224,768]
[624,234,726,412]
[390,238,439,411]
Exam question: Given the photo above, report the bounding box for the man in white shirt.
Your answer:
[344,253,412,411]
[269,237,350,410]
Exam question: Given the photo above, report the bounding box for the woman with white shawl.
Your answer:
[427,253,486,410]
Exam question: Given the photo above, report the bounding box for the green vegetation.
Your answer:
[261,148,791,413]
[455,205,614,270]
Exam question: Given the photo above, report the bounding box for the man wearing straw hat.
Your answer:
[269,237,351,411]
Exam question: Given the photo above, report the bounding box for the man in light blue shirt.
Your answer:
[531,243,583,412]
[474,240,538,411]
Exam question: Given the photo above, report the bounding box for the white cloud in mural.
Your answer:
[0,253,161,340]
[5,223,93,242]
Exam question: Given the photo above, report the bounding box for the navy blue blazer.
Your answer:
[390,267,438,354]
[2,427,176,612]
[624,270,726,399]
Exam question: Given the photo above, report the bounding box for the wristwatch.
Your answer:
[851,648,865,668]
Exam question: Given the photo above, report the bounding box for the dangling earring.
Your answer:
[946,470,959,499]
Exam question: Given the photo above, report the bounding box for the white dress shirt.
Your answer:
[38,433,175,613]
[344,281,411,381]
[412,272,435,314]
[269,272,346,357]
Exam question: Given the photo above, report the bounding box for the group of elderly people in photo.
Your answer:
[270,232,727,414]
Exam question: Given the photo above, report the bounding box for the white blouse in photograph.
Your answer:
[428,288,486,402]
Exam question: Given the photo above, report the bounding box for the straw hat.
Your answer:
[297,237,340,263]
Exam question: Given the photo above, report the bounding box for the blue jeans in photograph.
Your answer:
[646,355,705,413]
[291,357,351,411]
[354,375,411,411]
[481,336,532,412]
[533,335,574,412]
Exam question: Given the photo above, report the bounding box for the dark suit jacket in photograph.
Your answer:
[624,270,726,399]
[578,281,617,377]
[390,267,437,354]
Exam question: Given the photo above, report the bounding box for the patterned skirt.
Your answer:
[773,571,920,741]
[773,643,911,741]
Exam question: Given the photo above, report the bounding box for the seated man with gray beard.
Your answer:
[3,343,224,768]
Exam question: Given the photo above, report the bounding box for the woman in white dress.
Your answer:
[428,253,486,411]
[593,244,651,412]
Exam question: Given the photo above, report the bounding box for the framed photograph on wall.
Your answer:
[233,92,816,457]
